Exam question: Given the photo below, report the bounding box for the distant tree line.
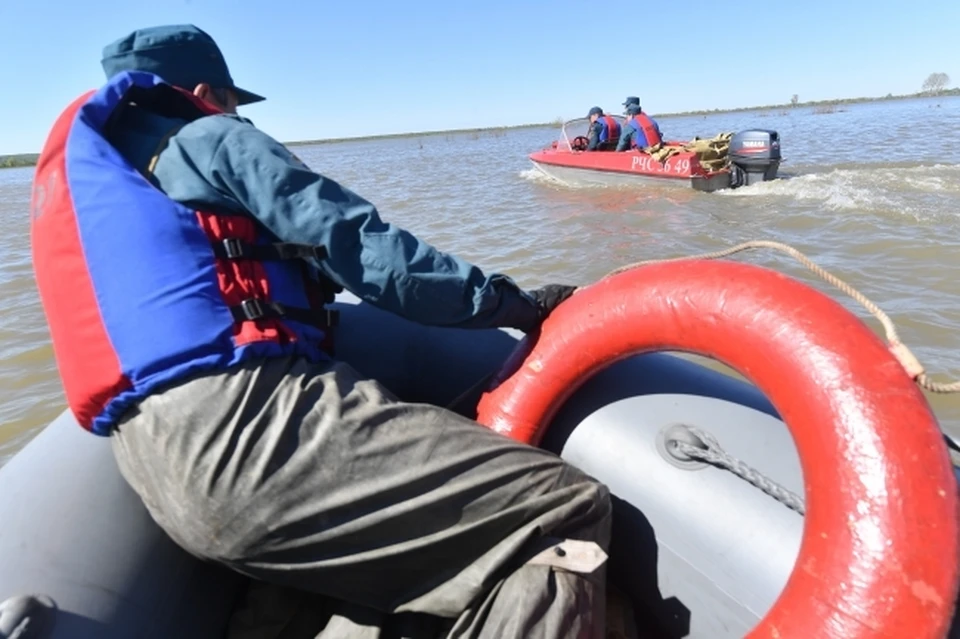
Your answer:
[0,153,39,168]
[922,72,951,94]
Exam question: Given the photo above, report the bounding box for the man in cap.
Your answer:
[617,102,664,152]
[622,96,640,115]
[585,106,620,151]
[31,23,611,639]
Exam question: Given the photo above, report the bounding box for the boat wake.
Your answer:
[519,166,571,186]
[518,166,641,190]
[719,162,960,221]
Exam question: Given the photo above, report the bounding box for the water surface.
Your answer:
[2,96,959,464]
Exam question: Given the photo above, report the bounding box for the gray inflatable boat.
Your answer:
[2,287,958,638]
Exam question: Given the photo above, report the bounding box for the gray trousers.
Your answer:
[111,356,612,638]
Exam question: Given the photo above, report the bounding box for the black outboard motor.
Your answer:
[729,130,781,187]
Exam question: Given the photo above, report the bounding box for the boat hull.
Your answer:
[529,148,732,192]
[530,157,732,191]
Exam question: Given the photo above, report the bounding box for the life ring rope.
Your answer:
[593,239,960,394]
[670,424,806,515]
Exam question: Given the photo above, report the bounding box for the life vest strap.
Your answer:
[213,238,329,262]
[214,237,344,310]
[231,298,340,328]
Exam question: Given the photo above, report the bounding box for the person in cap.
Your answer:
[30,23,611,639]
[617,102,664,152]
[621,96,640,115]
[585,106,621,151]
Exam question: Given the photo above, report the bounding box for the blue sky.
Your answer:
[0,0,957,154]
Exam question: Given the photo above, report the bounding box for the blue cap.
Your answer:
[622,96,640,106]
[626,103,642,115]
[587,106,603,117]
[101,24,265,105]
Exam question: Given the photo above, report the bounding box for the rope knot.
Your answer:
[889,341,925,380]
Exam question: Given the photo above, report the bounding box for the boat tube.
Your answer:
[1,273,958,637]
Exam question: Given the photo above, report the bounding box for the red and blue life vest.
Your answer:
[628,113,662,148]
[30,70,340,436]
[597,115,621,143]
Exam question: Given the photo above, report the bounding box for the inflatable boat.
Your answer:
[1,260,957,639]
[529,118,781,192]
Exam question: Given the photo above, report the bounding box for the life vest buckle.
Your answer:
[238,297,267,321]
[221,237,245,259]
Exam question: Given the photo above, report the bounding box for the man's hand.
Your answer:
[528,284,578,322]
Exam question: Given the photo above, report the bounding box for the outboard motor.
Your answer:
[729,129,781,187]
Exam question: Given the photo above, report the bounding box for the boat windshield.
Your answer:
[556,115,628,151]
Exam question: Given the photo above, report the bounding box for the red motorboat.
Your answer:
[529,118,782,192]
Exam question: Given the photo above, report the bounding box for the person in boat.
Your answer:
[621,96,640,115]
[616,102,664,152]
[31,24,611,639]
[585,106,621,151]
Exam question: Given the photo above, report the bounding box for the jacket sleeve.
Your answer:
[616,125,633,152]
[586,121,601,150]
[199,117,541,331]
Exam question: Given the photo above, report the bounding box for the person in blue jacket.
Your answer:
[617,102,664,152]
[585,106,621,151]
[34,24,612,639]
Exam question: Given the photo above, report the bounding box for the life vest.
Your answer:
[628,113,662,148]
[30,70,341,436]
[597,115,621,143]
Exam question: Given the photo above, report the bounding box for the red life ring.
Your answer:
[476,259,959,638]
